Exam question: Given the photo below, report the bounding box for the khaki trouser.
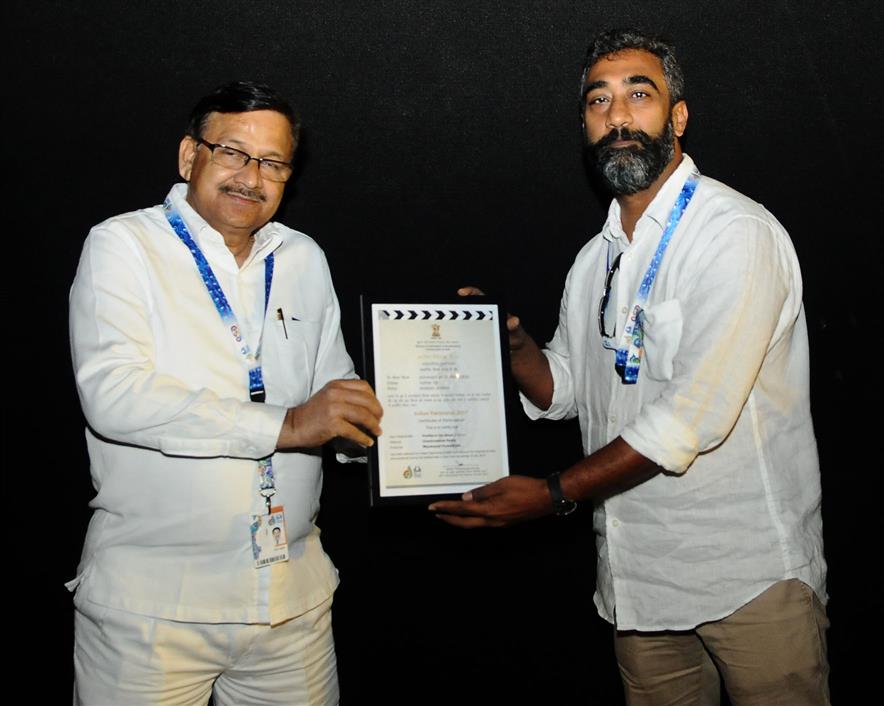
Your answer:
[614,579,830,706]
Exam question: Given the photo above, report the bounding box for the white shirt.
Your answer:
[523,156,827,631]
[68,184,353,625]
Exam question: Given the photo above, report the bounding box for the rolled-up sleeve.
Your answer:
[621,214,799,473]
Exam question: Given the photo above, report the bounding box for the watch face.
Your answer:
[556,499,577,516]
[548,473,576,516]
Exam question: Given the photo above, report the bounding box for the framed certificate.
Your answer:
[360,295,511,506]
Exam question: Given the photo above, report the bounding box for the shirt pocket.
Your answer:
[641,299,683,382]
[266,318,323,405]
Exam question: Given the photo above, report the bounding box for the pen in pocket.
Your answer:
[276,308,288,339]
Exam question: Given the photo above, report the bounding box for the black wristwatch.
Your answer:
[547,472,577,516]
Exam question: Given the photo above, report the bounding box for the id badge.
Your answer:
[249,505,289,569]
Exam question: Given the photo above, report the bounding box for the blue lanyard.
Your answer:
[163,198,274,402]
[613,171,699,384]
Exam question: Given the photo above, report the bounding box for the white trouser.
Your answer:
[74,595,338,706]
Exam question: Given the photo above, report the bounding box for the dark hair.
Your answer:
[185,81,301,149]
[580,29,685,107]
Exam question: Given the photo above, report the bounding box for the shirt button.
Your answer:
[609,416,616,424]
[621,306,628,314]
[611,519,620,528]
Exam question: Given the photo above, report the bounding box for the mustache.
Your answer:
[592,127,656,151]
[220,184,267,202]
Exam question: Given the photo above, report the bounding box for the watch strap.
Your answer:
[547,472,577,516]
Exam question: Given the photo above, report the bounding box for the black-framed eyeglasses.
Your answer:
[195,138,294,183]
[597,252,622,339]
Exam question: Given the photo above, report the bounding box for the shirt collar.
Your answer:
[602,154,697,242]
[166,183,281,261]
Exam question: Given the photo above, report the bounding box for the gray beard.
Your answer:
[591,120,676,196]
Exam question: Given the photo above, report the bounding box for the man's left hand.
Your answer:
[429,475,552,528]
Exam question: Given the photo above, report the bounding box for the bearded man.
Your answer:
[432,29,829,705]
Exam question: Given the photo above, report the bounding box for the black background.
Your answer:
[6,1,880,703]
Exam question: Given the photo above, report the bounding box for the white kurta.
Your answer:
[69,184,353,625]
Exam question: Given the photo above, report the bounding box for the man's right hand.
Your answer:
[277,379,383,450]
[457,285,553,411]
[456,286,529,353]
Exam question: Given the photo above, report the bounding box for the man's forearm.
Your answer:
[560,436,661,503]
[510,331,554,411]
[428,436,661,527]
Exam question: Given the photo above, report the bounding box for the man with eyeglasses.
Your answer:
[69,81,382,705]
[432,29,829,704]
